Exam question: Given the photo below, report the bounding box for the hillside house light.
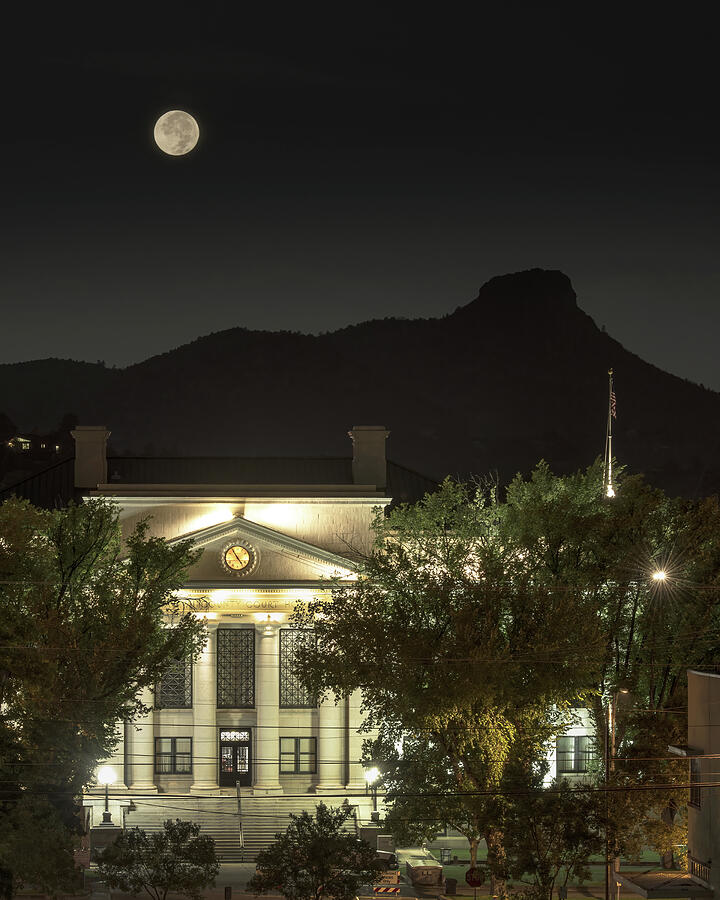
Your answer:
[97,765,116,824]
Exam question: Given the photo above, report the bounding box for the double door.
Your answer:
[219,728,252,787]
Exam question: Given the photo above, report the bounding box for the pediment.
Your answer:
[168,515,357,584]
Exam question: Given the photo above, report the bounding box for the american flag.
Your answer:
[610,390,617,419]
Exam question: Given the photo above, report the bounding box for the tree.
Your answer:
[294,463,720,891]
[248,802,384,900]
[504,779,605,900]
[293,478,604,893]
[0,497,206,896]
[98,819,220,900]
[503,462,720,865]
[0,797,80,899]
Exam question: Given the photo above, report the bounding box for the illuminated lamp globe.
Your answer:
[652,570,667,582]
[364,766,380,786]
[97,765,116,785]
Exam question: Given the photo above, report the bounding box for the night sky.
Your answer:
[2,4,719,388]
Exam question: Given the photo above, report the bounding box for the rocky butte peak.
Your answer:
[452,268,579,323]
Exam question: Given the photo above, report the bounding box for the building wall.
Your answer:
[687,670,720,892]
[116,499,380,559]
[544,707,596,784]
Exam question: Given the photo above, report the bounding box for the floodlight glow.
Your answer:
[97,765,116,785]
[364,766,380,785]
[606,485,615,498]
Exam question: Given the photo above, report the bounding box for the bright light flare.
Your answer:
[652,570,667,582]
[364,766,380,785]
[97,765,116,785]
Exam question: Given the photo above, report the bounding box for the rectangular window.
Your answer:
[556,735,593,774]
[279,737,317,774]
[156,656,192,709]
[279,629,316,708]
[690,758,702,808]
[217,628,255,708]
[154,737,192,774]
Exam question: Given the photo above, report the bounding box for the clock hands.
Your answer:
[226,546,249,569]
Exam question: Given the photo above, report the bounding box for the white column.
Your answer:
[105,720,127,788]
[347,689,366,789]
[191,622,219,793]
[316,691,345,793]
[254,624,283,794]
[128,687,157,792]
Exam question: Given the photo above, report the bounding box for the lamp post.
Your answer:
[97,765,116,825]
[364,766,380,822]
[605,688,629,900]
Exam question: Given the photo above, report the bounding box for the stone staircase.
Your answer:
[239,795,359,861]
[124,796,243,863]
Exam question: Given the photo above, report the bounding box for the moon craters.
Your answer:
[153,110,200,156]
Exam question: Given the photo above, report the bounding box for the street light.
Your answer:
[652,570,667,582]
[364,766,380,822]
[97,765,116,825]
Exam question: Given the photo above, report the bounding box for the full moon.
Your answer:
[153,110,200,156]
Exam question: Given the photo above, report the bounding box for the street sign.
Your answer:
[465,868,486,887]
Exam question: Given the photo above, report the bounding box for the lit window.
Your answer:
[155,737,192,774]
[556,735,593,774]
[217,628,255,708]
[280,737,317,774]
[156,656,192,709]
[279,629,316,708]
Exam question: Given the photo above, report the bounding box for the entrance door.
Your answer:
[219,729,252,787]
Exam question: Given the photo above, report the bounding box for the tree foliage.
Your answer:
[0,497,205,896]
[504,780,605,900]
[0,796,81,897]
[293,476,604,885]
[504,463,720,863]
[98,819,220,900]
[294,462,720,887]
[248,802,384,900]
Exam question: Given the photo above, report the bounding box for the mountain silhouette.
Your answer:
[2,268,718,497]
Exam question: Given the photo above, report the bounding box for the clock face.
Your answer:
[220,540,258,577]
[224,545,251,571]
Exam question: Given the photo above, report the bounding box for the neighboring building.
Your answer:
[684,670,720,893]
[618,669,717,900]
[545,707,596,784]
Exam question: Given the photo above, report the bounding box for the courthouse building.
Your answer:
[21,424,434,859]
[2,423,594,859]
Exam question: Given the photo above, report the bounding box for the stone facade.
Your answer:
[82,428,396,838]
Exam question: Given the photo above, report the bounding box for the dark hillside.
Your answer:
[2,269,718,496]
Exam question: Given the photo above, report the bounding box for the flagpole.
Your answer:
[604,369,615,498]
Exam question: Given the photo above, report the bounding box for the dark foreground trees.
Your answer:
[248,802,384,900]
[98,819,220,900]
[0,498,206,897]
[294,462,720,897]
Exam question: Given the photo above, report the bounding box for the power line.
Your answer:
[7,779,718,801]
